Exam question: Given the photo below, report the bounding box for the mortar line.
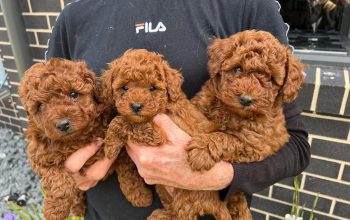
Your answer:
[339,69,349,115]
[27,0,33,13]
[310,67,321,112]
[337,163,345,181]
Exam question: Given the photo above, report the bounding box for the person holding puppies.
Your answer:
[45,0,310,219]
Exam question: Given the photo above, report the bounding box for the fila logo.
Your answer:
[135,22,166,34]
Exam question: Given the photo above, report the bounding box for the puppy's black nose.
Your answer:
[131,103,143,113]
[55,118,70,132]
[239,95,254,106]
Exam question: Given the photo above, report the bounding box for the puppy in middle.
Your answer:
[102,49,231,219]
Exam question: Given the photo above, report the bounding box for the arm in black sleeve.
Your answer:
[220,0,311,199]
[46,8,71,60]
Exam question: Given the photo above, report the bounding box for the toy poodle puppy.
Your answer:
[102,49,235,220]
[18,58,118,220]
[189,30,305,219]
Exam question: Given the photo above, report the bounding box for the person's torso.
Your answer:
[53,1,283,219]
[63,0,246,97]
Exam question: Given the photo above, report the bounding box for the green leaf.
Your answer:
[7,202,31,220]
[292,176,301,216]
[30,203,42,219]
[300,203,306,218]
[309,193,319,220]
[6,189,84,220]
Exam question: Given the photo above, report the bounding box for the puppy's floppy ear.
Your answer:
[101,62,117,105]
[77,61,96,85]
[18,62,46,111]
[282,50,305,103]
[164,63,184,102]
[207,37,232,78]
[93,77,104,104]
[77,61,102,103]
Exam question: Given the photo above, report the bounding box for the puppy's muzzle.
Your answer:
[55,118,71,132]
[239,95,254,107]
[131,102,143,113]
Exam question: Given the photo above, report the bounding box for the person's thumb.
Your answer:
[153,114,190,144]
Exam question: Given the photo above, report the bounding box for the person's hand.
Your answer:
[64,138,115,191]
[126,114,234,191]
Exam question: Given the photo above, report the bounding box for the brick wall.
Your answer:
[0,88,21,132]
[250,66,350,220]
[0,1,21,132]
[0,1,349,219]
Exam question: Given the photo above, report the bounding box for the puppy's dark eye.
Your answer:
[233,67,242,73]
[149,86,157,92]
[37,103,44,111]
[69,92,80,99]
[267,75,272,82]
[122,85,129,91]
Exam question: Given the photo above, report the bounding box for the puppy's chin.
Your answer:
[125,114,152,124]
[234,108,260,119]
[44,129,79,141]
[42,121,92,141]
[223,102,270,119]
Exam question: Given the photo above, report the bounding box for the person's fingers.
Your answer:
[126,142,152,166]
[77,180,98,191]
[70,172,86,185]
[153,114,190,143]
[125,143,139,162]
[126,141,144,150]
[70,172,96,190]
[143,178,157,185]
[164,186,175,197]
[64,138,103,173]
[127,143,162,173]
[85,157,115,181]
[68,158,109,190]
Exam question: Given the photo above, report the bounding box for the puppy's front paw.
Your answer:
[128,186,153,207]
[147,209,173,220]
[132,124,165,146]
[71,203,86,217]
[104,144,120,159]
[186,135,218,172]
[71,191,86,217]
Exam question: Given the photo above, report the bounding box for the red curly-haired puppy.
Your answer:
[18,59,118,220]
[102,49,237,219]
[188,30,305,219]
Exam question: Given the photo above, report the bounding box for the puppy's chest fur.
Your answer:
[118,98,217,145]
[206,100,289,161]
[126,122,165,146]
[28,120,107,175]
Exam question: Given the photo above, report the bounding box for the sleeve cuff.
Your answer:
[219,163,247,200]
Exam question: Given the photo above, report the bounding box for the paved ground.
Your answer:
[0,128,42,216]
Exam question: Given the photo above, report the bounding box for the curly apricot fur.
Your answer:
[102,49,236,219]
[190,30,305,219]
[19,59,117,220]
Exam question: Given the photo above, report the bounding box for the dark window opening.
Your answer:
[278,0,350,56]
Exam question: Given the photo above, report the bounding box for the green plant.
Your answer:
[291,176,302,217]
[6,201,83,220]
[287,176,319,220]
